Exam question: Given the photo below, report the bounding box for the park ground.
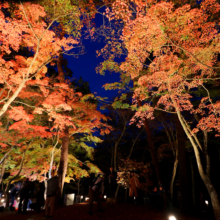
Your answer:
[0,203,212,220]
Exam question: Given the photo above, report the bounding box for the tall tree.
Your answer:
[100,0,220,218]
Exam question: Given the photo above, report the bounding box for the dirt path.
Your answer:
[0,203,208,220]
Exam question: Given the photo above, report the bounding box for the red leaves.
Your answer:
[0,2,79,118]
[0,142,8,149]
[8,106,34,122]
[104,0,220,138]
[9,120,52,139]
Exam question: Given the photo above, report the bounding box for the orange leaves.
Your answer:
[33,107,44,114]
[201,0,220,14]
[0,142,8,149]
[49,112,76,131]
[8,106,34,122]
[18,3,46,22]
[103,0,220,139]
[42,91,72,112]
[9,120,52,139]
[15,55,27,67]
[0,2,80,118]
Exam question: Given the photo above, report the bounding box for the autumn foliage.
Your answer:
[0,2,110,185]
[99,0,220,218]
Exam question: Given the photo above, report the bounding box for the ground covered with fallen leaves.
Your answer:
[0,203,212,220]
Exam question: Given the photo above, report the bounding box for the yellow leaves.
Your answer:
[65,176,74,183]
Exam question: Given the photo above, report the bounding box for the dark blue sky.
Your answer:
[65,38,120,101]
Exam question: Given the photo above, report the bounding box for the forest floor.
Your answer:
[0,203,212,220]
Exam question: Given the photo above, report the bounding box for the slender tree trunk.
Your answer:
[49,135,59,179]
[194,115,211,178]
[190,157,196,207]
[203,131,211,177]
[113,126,126,198]
[137,100,162,185]
[167,81,220,219]
[170,151,178,203]
[160,118,178,204]
[176,109,220,219]
[5,150,26,209]
[57,53,65,83]
[58,127,69,198]
[0,79,27,117]
[0,146,13,166]
[0,159,6,186]
[77,179,80,195]
[111,146,114,167]
[174,115,191,211]
[5,191,10,210]
[115,184,120,198]
[128,127,144,158]
[114,125,126,172]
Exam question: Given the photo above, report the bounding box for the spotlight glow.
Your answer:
[81,196,83,199]
[205,200,209,205]
[104,195,107,199]
[169,216,177,220]
[1,199,4,202]
[85,197,89,201]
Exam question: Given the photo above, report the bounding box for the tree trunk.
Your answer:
[114,125,126,172]
[78,179,80,195]
[5,150,26,209]
[190,157,196,207]
[203,130,211,177]
[58,127,69,198]
[170,151,178,203]
[5,191,10,210]
[175,110,220,219]
[111,146,114,167]
[0,79,27,117]
[115,184,120,198]
[204,176,220,220]
[57,53,65,83]
[174,115,191,211]
[0,159,6,186]
[49,135,59,179]
[128,127,144,158]
[137,100,162,185]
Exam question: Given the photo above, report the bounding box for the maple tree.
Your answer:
[0,1,111,203]
[99,0,220,218]
[0,72,111,196]
[29,0,108,197]
[0,2,78,117]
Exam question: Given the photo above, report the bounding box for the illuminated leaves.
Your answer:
[102,0,220,137]
[0,2,78,118]
[8,106,34,122]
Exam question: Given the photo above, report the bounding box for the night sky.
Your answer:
[65,38,120,101]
